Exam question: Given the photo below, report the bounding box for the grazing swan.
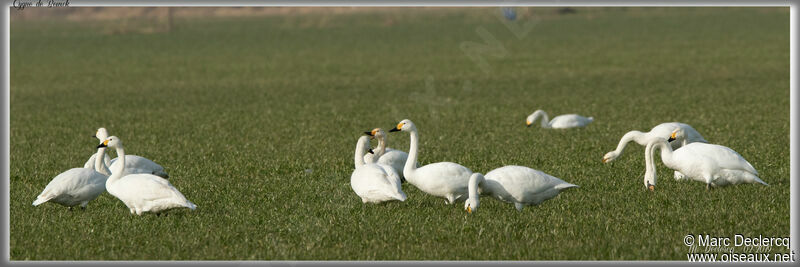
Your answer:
[84,127,169,179]
[603,122,707,180]
[363,128,410,182]
[32,144,109,209]
[465,166,578,213]
[643,129,767,191]
[350,136,407,203]
[525,109,593,129]
[390,119,473,204]
[99,136,196,215]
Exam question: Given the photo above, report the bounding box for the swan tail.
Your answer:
[153,170,169,179]
[32,195,53,206]
[555,182,579,191]
[752,176,768,186]
[185,200,197,210]
[395,192,407,202]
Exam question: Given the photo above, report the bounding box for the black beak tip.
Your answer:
[368,149,374,154]
[667,137,676,142]
[363,131,372,136]
[96,144,106,148]
[389,128,400,132]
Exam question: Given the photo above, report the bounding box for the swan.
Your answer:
[525,109,593,129]
[32,143,109,209]
[363,128,410,182]
[98,136,196,215]
[390,119,473,204]
[643,128,767,191]
[603,122,708,180]
[83,128,169,179]
[350,135,407,203]
[464,166,578,213]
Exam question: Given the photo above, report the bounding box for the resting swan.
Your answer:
[32,143,109,209]
[99,136,196,215]
[643,128,767,191]
[350,135,407,203]
[83,128,169,179]
[465,166,578,213]
[526,109,593,129]
[390,119,473,204]
[363,128,410,182]
[603,122,707,180]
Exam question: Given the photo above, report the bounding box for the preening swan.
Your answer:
[363,128,410,182]
[32,143,109,209]
[390,119,473,204]
[525,109,593,129]
[83,127,169,179]
[643,129,767,191]
[350,135,407,203]
[465,166,578,213]
[603,122,707,181]
[99,136,196,215]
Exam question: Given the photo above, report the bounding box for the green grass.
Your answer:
[9,7,789,260]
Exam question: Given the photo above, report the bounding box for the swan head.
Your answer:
[464,173,483,213]
[644,169,656,191]
[465,196,479,214]
[97,135,122,149]
[389,119,415,133]
[668,128,685,143]
[364,128,386,140]
[525,110,545,127]
[93,128,109,141]
[602,151,619,163]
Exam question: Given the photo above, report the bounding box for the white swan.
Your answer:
[32,144,109,209]
[603,122,708,180]
[363,128,410,182]
[99,136,196,215]
[525,109,593,129]
[390,119,473,204]
[464,166,578,213]
[83,128,169,179]
[350,136,407,203]
[643,129,767,191]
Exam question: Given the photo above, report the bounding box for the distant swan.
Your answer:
[32,143,109,209]
[526,109,593,129]
[99,136,195,215]
[465,166,578,213]
[643,128,767,191]
[390,119,472,204]
[350,135,407,203]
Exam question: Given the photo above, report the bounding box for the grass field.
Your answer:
[9,7,790,260]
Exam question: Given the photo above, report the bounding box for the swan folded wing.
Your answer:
[416,162,472,187]
[115,174,186,204]
[679,144,758,175]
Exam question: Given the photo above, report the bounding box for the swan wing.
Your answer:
[34,168,107,206]
[675,143,758,175]
[113,174,190,206]
[485,165,577,204]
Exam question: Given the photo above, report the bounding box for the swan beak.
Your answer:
[467,206,472,214]
[667,132,677,142]
[526,121,532,127]
[648,185,655,191]
[368,149,374,154]
[602,158,609,163]
[389,127,400,132]
[97,140,108,148]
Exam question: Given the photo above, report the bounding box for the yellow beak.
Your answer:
[103,140,109,146]
[467,206,472,213]
[648,185,655,191]
[526,121,532,126]
[602,158,609,163]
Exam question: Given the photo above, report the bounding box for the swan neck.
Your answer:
[616,131,646,154]
[653,140,675,168]
[94,147,111,176]
[376,135,387,157]
[404,129,419,176]
[354,138,367,168]
[108,146,126,184]
[534,111,550,128]
[468,174,484,202]
[645,140,656,185]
